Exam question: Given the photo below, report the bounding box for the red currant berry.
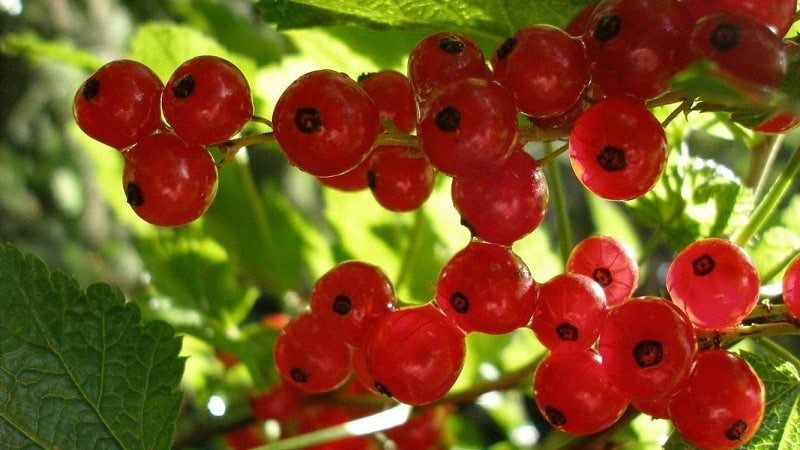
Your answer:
[297,406,378,450]
[384,404,452,450]
[531,272,608,352]
[122,132,218,227]
[317,155,371,191]
[73,59,163,150]
[783,254,800,319]
[436,241,537,334]
[418,78,518,178]
[367,145,435,212]
[358,70,416,133]
[162,55,253,146]
[751,110,800,134]
[569,97,668,201]
[686,0,797,37]
[273,70,381,177]
[492,25,589,118]
[690,12,788,89]
[666,238,760,330]
[669,350,765,449]
[598,296,697,401]
[224,423,267,450]
[273,312,352,393]
[566,234,639,307]
[407,32,491,102]
[451,147,548,246]
[565,3,598,36]
[533,349,629,435]
[582,0,694,100]
[249,382,304,421]
[363,302,466,405]
[309,260,396,347]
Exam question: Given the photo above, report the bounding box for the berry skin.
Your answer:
[666,238,760,330]
[451,147,549,245]
[492,25,590,118]
[367,145,435,212]
[598,296,697,401]
[531,272,608,352]
[669,350,765,449]
[783,254,800,319]
[566,234,639,307]
[316,156,371,191]
[162,55,253,146]
[363,302,466,406]
[309,260,396,347]
[73,59,163,150]
[436,241,537,334]
[273,69,381,177]
[273,312,352,393]
[418,78,518,178]
[122,132,218,227]
[568,97,668,201]
[685,0,797,37]
[358,70,416,133]
[533,349,629,435]
[407,31,491,102]
[690,12,788,89]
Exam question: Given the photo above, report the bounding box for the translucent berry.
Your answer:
[783,254,800,319]
[273,312,352,393]
[367,145,435,212]
[685,0,797,37]
[162,55,253,146]
[272,69,381,177]
[317,156,371,192]
[436,241,537,334]
[533,349,629,435]
[666,238,760,329]
[690,12,788,89]
[530,272,608,352]
[566,234,639,306]
[358,70,416,133]
[418,78,518,178]
[492,25,589,118]
[73,59,163,149]
[407,32,491,102]
[309,260,396,347]
[122,132,218,227]
[363,302,466,405]
[451,147,549,245]
[669,350,765,449]
[569,97,668,201]
[598,296,697,401]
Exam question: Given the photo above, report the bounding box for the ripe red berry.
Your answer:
[273,70,381,177]
[273,312,352,393]
[162,55,253,146]
[690,12,788,89]
[249,382,304,421]
[384,404,452,450]
[598,296,697,401]
[669,350,765,449]
[407,31,491,102]
[309,260,396,347]
[685,0,797,37]
[363,303,466,405]
[367,145,435,212]
[358,70,416,133]
[122,132,218,227]
[451,147,548,245]
[566,234,639,307]
[492,25,590,118]
[436,241,537,334]
[73,59,163,150]
[569,97,668,201]
[531,272,608,352]
[533,349,629,435]
[666,238,760,329]
[417,78,518,178]
[783,254,800,319]
[751,110,800,134]
[316,156,371,191]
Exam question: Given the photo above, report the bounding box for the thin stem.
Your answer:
[251,115,274,127]
[374,131,418,148]
[543,143,574,262]
[732,143,800,247]
[761,248,800,284]
[217,132,277,165]
[537,142,569,168]
[750,134,785,198]
[393,207,426,295]
[697,320,800,350]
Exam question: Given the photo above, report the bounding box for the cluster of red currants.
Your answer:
[73,55,254,226]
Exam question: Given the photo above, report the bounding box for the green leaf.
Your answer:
[627,155,754,251]
[256,0,594,40]
[664,348,800,450]
[0,30,104,70]
[0,244,185,449]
